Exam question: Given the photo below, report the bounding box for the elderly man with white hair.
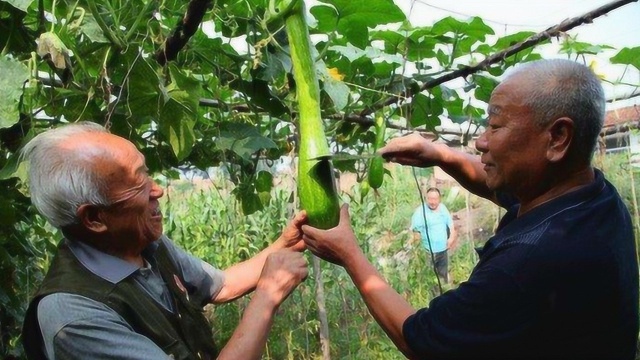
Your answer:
[21,122,309,360]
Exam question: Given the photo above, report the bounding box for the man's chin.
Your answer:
[485,177,501,192]
[146,227,163,243]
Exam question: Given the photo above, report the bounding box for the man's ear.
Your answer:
[546,117,574,162]
[76,204,108,233]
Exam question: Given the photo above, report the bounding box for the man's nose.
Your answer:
[150,181,164,199]
[475,131,488,153]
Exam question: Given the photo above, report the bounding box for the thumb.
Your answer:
[291,210,308,226]
[339,203,350,224]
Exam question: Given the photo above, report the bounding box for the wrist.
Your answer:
[269,237,289,253]
[342,246,367,271]
[432,142,451,165]
[253,285,282,312]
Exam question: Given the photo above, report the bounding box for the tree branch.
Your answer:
[608,91,640,103]
[156,0,213,66]
[359,0,639,117]
[198,0,638,132]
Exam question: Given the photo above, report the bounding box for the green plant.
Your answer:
[1,0,638,356]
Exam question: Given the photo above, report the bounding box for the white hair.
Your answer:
[20,122,112,228]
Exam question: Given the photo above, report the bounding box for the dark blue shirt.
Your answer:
[403,169,639,360]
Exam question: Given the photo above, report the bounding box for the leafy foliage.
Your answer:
[0,0,638,357]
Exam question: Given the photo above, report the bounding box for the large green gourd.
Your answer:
[285,0,339,229]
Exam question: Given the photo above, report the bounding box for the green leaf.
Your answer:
[0,151,22,180]
[121,53,162,117]
[0,55,29,129]
[157,65,201,161]
[255,171,273,192]
[493,31,536,49]
[323,78,350,110]
[1,0,34,11]
[440,86,465,118]
[329,45,368,62]
[409,93,442,130]
[217,123,277,159]
[43,87,101,121]
[233,137,277,158]
[80,14,110,43]
[466,17,494,41]
[255,50,286,82]
[406,36,438,61]
[465,103,486,125]
[158,99,196,161]
[317,63,350,111]
[230,78,288,116]
[167,64,201,100]
[472,74,499,103]
[432,16,466,36]
[430,17,493,51]
[610,47,640,71]
[370,30,405,54]
[310,5,338,33]
[560,39,614,56]
[318,0,405,49]
[0,194,16,227]
[0,6,35,55]
[241,191,263,215]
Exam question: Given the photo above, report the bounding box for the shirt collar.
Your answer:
[66,237,161,284]
[499,168,606,237]
[477,168,606,257]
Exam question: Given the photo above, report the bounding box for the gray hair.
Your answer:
[505,59,605,158]
[20,122,112,228]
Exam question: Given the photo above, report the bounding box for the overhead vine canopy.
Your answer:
[0,0,639,213]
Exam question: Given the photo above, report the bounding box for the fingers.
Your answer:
[300,223,321,239]
[339,203,350,223]
[378,133,420,162]
[291,210,308,226]
[260,250,309,291]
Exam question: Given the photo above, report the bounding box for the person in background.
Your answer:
[411,187,456,284]
[301,59,639,359]
[21,122,309,360]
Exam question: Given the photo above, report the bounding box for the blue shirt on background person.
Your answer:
[411,203,453,253]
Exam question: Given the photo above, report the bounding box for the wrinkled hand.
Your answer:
[378,132,445,168]
[276,211,308,251]
[256,250,308,306]
[301,204,361,266]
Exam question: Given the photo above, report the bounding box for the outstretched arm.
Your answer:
[213,211,307,303]
[302,205,419,359]
[379,133,498,204]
